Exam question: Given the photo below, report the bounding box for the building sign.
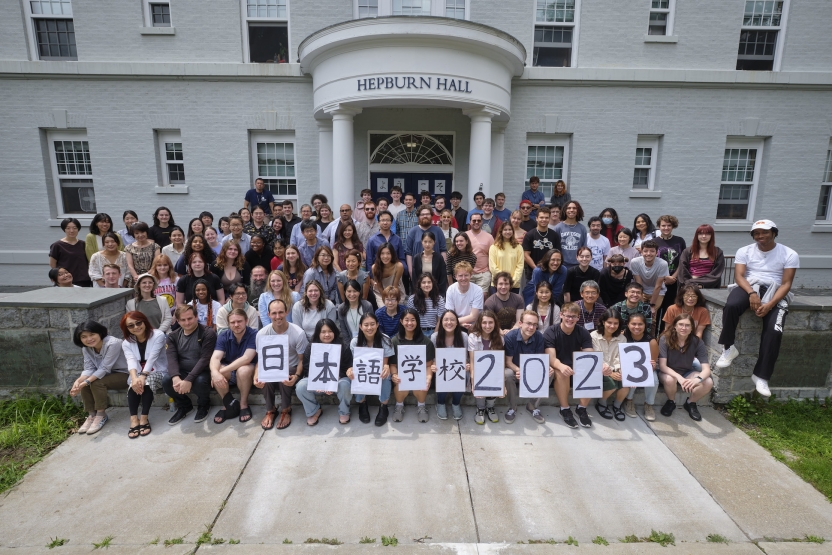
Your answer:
[357,76,472,93]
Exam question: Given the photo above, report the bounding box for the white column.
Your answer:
[463,107,500,206]
[325,105,362,211]
[316,119,333,204]
[490,122,507,196]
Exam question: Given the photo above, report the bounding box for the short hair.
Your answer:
[529,176,540,184]
[482,198,495,206]
[382,285,402,301]
[72,320,109,348]
[300,220,317,233]
[492,271,513,288]
[282,199,294,207]
[403,192,415,200]
[580,280,600,293]
[175,305,197,320]
[656,215,679,228]
[131,221,150,234]
[268,298,288,312]
[520,310,539,323]
[420,190,431,198]
[199,211,214,221]
[469,212,483,221]
[625,281,644,293]
[418,205,433,217]
[228,308,249,322]
[378,210,393,222]
[228,214,243,224]
[360,188,372,197]
[310,193,328,205]
[230,283,249,295]
[641,239,659,252]
[607,253,627,265]
[453,261,473,276]
[588,216,602,226]
[495,192,505,200]
[391,185,403,193]
[450,191,463,200]
[561,302,581,316]
[577,246,593,257]
[255,177,265,184]
[251,205,265,214]
[102,263,121,274]
[473,191,485,200]
[537,206,551,216]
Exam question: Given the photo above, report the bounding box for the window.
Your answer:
[816,149,832,221]
[533,0,577,67]
[648,0,675,35]
[244,0,289,63]
[632,137,659,190]
[525,135,570,199]
[445,0,465,19]
[737,0,786,71]
[251,132,297,201]
[150,2,171,26]
[357,0,378,17]
[156,131,185,186]
[28,0,76,60]
[48,131,96,216]
[393,0,430,15]
[717,141,763,220]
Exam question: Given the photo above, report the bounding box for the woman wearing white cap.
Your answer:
[715,219,799,397]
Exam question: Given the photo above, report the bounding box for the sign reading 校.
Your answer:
[357,76,472,93]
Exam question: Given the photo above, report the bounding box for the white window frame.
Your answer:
[24,0,77,61]
[354,0,379,18]
[525,134,571,200]
[816,146,832,222]
[156,130,186,187]
[241,0,290,64]
[647,0,675,36]
[737,0,790,72]
[47,130,97,218]
[532,0,581,68]
[143,0,172,27]
[443,0,469,19]
[359,0,466,18]
[250,131,298,204]
[632,136,660,191]
[716,138,764,223]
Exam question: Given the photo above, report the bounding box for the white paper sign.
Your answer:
[619,342,654,388]
[436,348,467,393]
[572,351,604,399]
[417,180,429,192]
[393,178,405,189]
[434,180,446,194]
[256,334,290,383]
[472,351,504,397]
[309,343,341,393]
[519,354,550,399]
[351,347,384,396]
[397,344,427,391]
[376,178,388,192]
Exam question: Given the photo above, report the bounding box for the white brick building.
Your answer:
[1,0,830,285]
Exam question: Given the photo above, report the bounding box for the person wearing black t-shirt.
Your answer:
[544,302,594,428]
[243,178,275,214]
[654,215,686,333]
[522,206,561,280]
[148,206,175,248]
[562,247,601,303]
[598,253,633,307]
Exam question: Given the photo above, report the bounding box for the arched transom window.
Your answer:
[370,133,453,165]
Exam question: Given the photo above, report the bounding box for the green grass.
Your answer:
[304,538,342,545]
[46,537,68,549]
[592,536,609,546]
[565,536,578,546]
[282,538,292,544]
[381,535,398,546]
[803,535,825,544]
[526,539,557,544]
[92,536,114,549]
[359,537,376,543]
[725,397,832,502]
[707,534,729,544]
[163,537,184,547]
[620,535,641,543]
[646,530,675,547]
[228,539,240,544]
[0,396,85,494]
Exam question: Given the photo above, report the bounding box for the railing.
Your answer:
[721,256,735,288]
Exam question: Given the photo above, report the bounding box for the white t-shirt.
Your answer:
[195,300,222,325]
[387,203,406,219]
[444,282,484,318]
[586,235,610,271]
[630,257,669,295]
[735,243,799,286]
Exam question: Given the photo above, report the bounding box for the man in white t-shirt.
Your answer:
[444,261,484,328]
[716,220,799,397]
[586,217,610,271]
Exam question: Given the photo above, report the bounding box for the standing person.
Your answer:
[612,282,654,331]
[303,245,340,304]
[254,299,309,430]
[658,314,714,420]
[431,196,457,228]
[444,262,484,329]
[295,319,354,425]
[216,283,261,333]
[715,220,798,397]
[608,228,639,268]
[527,281,560,331]
[586,217,611,271]
[161,226,186,270]
[493,192,512,222]
[654,215,687,331]
[632,213,657,251]
[205,226,223,256]
[211,241,251,295]
[598,253,633,307]
[599,208,624,247]
[199,211,214,233]
[126,273,173,333]
[310,194,327,219]
[70,320,128,435]
[88,232,129,288]
[629,240,669,327]
[366,210,404,273]
[521,206,561,282]
[405,206,447,278]
[85,213,119,260]
[164,305,217,425]
[174,234,217,276]
[356,201,380,246]
[190,279,222,329]
[354,188,374,224]
[664,285,711,340]
[510,210,527,243]
[437,209,459,243]
[679,224,725,289]
[322,204,354,246]
[489,222,524,292]
[243,178,275,214]
[220,215,252,255]
[621,313,660,420]
[149,254,177,309]
[396,192,419,244]
[465,213,494,297]
[278,245,307,294]
[316,203,335,234]
[209,309,257,424]
[238,207,252,227]
[175,252,225,305]
[517,200,537,232]
[465,191,486,225]
[445,233,477,287]
[292,280,337,340]
[503,311,550,424]
[336,280,373,340]
[575,280,606,331]
[117,210,138,247]
[50,218,92,287]
[259,269,300,327]
[347,313,394,426]
[148,207,175,248]
[245,206,276,247]
[121,311,167,438]
[371,243,405,306]
[407,273,445,334]
[412,232,448,296]
[125,222,162,286]
[431,310,468,420]
[337,250,371,302]
[479,198,501,236]
[484,272,525,332]
[468,311,503,424]
[296,221,330,268]
[524,248,566,305]
[245,235,274,272]
[375,286,406,338]
[549,179,571,211]
[554,201,588,269]
[545,303,595,428]
[280,200,302,238]
[562,247,601,303]
[217,217,231,241]
[388,185,406,219]
[522,176,546,218]
[449,191,468,232]
[333,221,363,272]
[289,204,321,248]
[391,309,436,423]
[590,309,629,421]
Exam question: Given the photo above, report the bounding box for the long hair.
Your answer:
[675,284,706,308]
[597,308,622,338]
[447,232,473,257]
[372,243,399,287]
[301,279,325,311]
[493,221,518,249]
[356,312,384,348]
[149,253,175,281]
[312,245,335,275]
[337,280,364,316]
[282,245,307,276]
[187,251,207,277]
[187,218,204,238]
[72,320,109,348]
[623,312,653,342]
[412,272,440,315]
[132,273,157,304]
[691,224,717,261]
[267,269,294,314]
[120,311,154,343]
[397,307,424,342]
[183,234,209,264]
[335,221,363,253]
[191,278,214,324]
[312,318,341,345]
[599,208,620,237]
[537,248,563,272]
[215,240,245,271]
[436,310,466,348]
[531,281,556,323]
[633,213,656,238]
[663,313,696,352]
[470,310,504,350]
[152,206,175,227]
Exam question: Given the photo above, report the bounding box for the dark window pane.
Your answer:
[151,3,171,26]
[533,46,571,67]
[35,18,76,59]
[60,179,96,214]
[736,58,774,70]
[248,24,289,63]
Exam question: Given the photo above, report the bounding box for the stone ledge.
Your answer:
[702,289,832,311]
[0,287,132,309]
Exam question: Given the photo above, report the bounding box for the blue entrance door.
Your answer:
[369,172,453,203]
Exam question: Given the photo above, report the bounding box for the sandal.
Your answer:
[239,407,253,423]
[128,425,141,439]
[277,408,292,430]
[307,408,322,426]
[595,402,613,420]
[139,423,152,436]
[214,401,241,424]
[339,414,350,425]
[261,410,276,430]
[612,405,626,422]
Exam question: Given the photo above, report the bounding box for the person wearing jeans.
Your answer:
[295,319,354,425]
[164,305,217,425]
[621,313,660,421]
[504,311,553,425]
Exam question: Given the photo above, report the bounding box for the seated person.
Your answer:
[658,313,713,421]
[209,309,257,425]
[164,305,217,425]
[504,311,552,426]
[296,319,354,425]
[483,272,524,333]
[545,302,594,429]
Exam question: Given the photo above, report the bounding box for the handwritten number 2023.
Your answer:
[474,354,501,391]
[575,354,600,391]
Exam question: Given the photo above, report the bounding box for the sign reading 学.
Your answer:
[397,345,428,392]
[357,76,473,94]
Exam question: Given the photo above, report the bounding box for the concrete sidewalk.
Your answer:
[0,405,830,554]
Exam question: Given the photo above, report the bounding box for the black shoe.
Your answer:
[576,406,593,428]
[194,406,210,423]
[374,404,389,427]
[358,402,370,423]
[595,402,613,420]
[612,404,626,422]
[560,408,578,429]
[660,399,677,417]
[168,407,192,425]
[684,400,702,421]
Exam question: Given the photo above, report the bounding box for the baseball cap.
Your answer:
[751,219,777,231]
[519,200,533,207]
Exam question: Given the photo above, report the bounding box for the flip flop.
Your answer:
[139,423,152,436]
[128,425,141,439]
[307,408,322,426]
[239,407,253,423]
[261,410,276,430]
[277,408,292,430]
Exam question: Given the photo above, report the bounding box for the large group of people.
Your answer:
[56,176,799,437]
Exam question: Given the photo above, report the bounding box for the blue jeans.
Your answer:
[437,392,463,405]
[354,376,392,404]
[296,377,352,416]
[626,371,659,405]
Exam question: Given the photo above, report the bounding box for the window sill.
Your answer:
[140,27,176,35]
[712,222,754,232]
[155,185,189,194]
[811,224,832,233]
[48,218,92,227]
[628,190,662,198]
[643,35,678,43]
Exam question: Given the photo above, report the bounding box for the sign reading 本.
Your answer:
[351,347,384,396]
[435,348,467,393]
[619,342,654,388]
[472,351,504,397]
[396,345,427,391]
[256,334,290,383]
[519,354,550,399]
[309,343,341,393]
[357,76,473,94]
[572,352,604,399]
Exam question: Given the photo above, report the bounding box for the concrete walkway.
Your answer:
[1,405,830,554]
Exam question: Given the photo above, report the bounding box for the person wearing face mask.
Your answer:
[598,253,633,307]
[598,208,624,247]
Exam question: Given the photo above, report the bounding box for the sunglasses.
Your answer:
[126,322,145,329]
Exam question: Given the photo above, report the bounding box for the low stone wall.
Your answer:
[702,290,832,403]
[0,288,131,398]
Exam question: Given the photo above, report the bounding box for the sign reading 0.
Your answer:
[357,76,473,94]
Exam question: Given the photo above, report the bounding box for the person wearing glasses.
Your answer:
[503,311,551,425]
[216,283,261,333]
[517,200,537,232]
[546,302,595,429]
[288,204,321,249]
[356,200,380,246]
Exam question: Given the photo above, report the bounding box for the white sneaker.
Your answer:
[751,374,771,397]
[716,345,739,368]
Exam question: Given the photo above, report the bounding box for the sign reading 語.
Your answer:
[357,76,473,94]
[256,334,290,383]
[396,345,427,392]
[435,348,467,393]
[309,343,341,393]
[351,347,384,396]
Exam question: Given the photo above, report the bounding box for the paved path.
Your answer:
[1,405,830,554]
